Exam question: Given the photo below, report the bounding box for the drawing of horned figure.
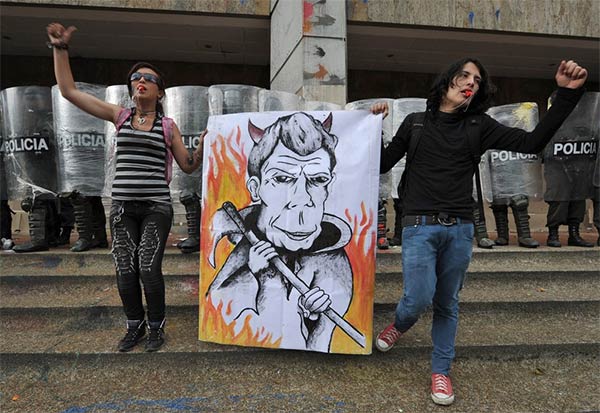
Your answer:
[207,112,358,352]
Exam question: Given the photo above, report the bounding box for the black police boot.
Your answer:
[389,198,403,247]
[45,199,60,248]
[547,226,561,247]
[118,320,147,352]
[91,196,108,248]
[145,319,165,352]
[70,193,95,252]
[14,200,49,253]
[57,226,73,246]
[491,203,509,246]
[567,223,593,247]
[377,200,389,250]
[510,195,539,248]
[473,202,494,249]
[178,194,201,254]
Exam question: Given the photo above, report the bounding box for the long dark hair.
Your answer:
[126,61,166,114]
[426,57,496,115]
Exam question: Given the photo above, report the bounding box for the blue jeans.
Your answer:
[395,219,474,375]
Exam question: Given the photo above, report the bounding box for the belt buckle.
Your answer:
[436,214,455,226]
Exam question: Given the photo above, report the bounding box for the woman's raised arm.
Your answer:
[47,22,121,123]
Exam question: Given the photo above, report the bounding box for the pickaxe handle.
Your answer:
[221,201,366,348]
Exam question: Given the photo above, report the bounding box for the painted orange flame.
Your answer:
[201,295,282,348]
[199,124,375,354]
[200,127,250,296]
[199,126,262,346]
[330,202,375,354]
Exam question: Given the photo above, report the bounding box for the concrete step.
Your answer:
[1,302,598,356]
[1,270,598,309]
[377,246,600,273]
[1,246,598,276]
[2,352,596,413]
[1,248,598,412]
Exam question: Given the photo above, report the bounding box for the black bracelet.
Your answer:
[46,41,69,50]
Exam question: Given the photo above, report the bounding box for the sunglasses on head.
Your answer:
[130,72,160,84]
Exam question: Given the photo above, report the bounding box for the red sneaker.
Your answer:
[431,373,455,405]
[375,323,402,352]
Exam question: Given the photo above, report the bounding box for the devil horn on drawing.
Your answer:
[248,119,265,143]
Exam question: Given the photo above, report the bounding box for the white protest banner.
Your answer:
[199,110,381,354]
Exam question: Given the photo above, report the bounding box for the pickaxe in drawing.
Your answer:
[220,201,367,349]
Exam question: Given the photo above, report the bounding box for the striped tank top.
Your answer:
[111,115,171,203]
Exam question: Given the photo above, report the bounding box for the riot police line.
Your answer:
[1,85,598,252]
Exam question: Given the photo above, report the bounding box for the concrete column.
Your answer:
[270,0,347,106]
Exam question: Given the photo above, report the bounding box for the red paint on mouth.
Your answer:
[464,90,473,97]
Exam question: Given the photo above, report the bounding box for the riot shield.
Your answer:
[164,86,209,198]
[303,100,342,111]
[543,92,600,201]
[1,86,58,199]
[391,98,426,199]
[259,89,304,112]
[208,85,262,116]
[485,102,543,203]
[53,83,107,196]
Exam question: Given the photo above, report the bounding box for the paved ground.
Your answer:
[2,352,598,413]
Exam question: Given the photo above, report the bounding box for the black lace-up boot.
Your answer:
[547,226,561,247]
[70,193,95,252]
[567,223,593,247]
[14,199,49,253]
[118,320,147,352]
[473,202,494,249]
[510,195,539,248]
[91,196,108,248]
[177,194,201,254]
[145,319,165,352]
[45,199,60,247]
[57,226,72,246]
[491,204,509,246]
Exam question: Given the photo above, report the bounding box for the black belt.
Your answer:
[402,214,472,227]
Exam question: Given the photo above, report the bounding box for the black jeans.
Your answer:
[110,200,173,322]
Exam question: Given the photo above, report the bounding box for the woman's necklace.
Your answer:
[137,110,156,125]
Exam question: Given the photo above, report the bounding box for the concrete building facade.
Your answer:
[1,0,598,109]
[1,0,599,232]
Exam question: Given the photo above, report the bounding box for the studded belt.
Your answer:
[402,214,472,227]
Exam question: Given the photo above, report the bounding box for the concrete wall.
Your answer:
[11,0,598,38]
[347,0,600,38]
[4,0,271,15]
[0,56,270,90]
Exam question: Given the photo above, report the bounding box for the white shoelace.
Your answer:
[382,327,401,342]
[433,375,451,393]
